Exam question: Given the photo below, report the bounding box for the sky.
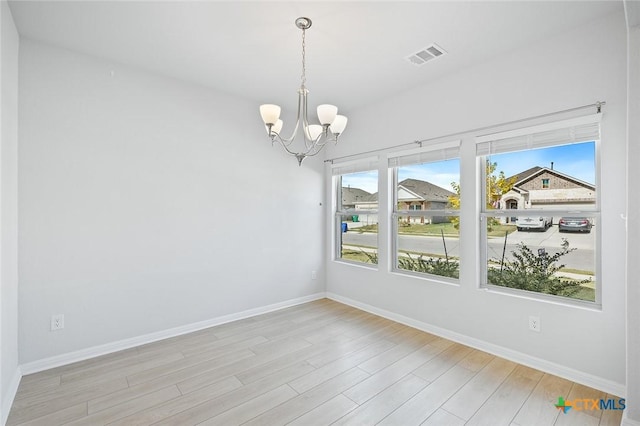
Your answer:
[341,141,596,194]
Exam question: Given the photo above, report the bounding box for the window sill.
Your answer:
[390,269,460,287]
[480,284,602,311]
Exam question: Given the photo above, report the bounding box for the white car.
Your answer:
[516,216,552,232]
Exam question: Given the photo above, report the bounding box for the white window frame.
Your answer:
[477,114,601,306]
[388,141,461,282]
[332,157,379,267]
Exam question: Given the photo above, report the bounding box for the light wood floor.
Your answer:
[7,299,623,426]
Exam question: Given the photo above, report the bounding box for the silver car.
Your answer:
[558,217,592,233]
[516,216,552,232]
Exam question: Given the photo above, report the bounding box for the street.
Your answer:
[342,225,595,273]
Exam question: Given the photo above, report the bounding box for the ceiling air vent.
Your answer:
[406,43,447,66]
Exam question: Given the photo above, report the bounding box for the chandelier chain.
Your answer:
[301,28,306,87]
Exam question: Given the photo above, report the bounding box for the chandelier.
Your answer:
[259,17,348,166]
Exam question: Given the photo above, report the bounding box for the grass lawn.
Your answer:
[572,286,596,302]
[487,224,518,237]
[340,249,377,264]
[349,222,517,238]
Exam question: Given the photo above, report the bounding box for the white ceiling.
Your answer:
[8,1,622,116]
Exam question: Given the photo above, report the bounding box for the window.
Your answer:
[389,141,460,280]
[333,159,378,266]
[477,115,600,303]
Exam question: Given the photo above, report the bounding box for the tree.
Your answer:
[448,160,516,229]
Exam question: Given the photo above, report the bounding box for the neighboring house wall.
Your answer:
[349,179,454,225]
[499,168,595,219]
[398,201,449,224]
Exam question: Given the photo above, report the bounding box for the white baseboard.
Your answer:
[21,293,325,375]
[326,292,626,398]
[1,366,22,426]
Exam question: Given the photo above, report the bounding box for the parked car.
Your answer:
[516,216,552,232]
[558,217,592,233]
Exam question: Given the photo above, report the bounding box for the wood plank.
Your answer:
[108,376,243,426]
[243,367,370,426]
[235,334,353,385]
[343,343,445,405]
[441,356,518,421]
[14,376,61,401]
[60,351,185,387]
[6,378,128,425]
[9,403,86,426]
[126,348,256,389]
[420,409,466,426]
[174,344,323,395]
[457,350,495,373]
[412,343,474,382]
[153,362,315,425]
[332,374,428,425]
[88,375,184,414]
[287,394,358,426]
[512,373,572,426]
[197,384,298,425]
[357,329,437,374]
[377,365,476,426]
[465,365,543,426]
[554,383,606,426]
[64,385,181,425]
[288,339,396,393]
[179,334,268,358]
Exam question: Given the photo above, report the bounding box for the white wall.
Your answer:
[17,40,325,364]
[0,0,20,423]
[624,6,640,425]
[326,11,628,393]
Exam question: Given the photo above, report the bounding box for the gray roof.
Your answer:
[509,166,595,190]
[507,166,543,185]
[341,187,374,205]
[354,178,455,203]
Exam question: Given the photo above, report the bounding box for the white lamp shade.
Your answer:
[330,115,348,134]
[272,119,283,134]
[260,104,281,125]
[265,119,283,135]
[307,124,323,140]
[317,104,338,125]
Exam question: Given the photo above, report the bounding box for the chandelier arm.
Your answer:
[276,88,307,145]
[271,132,304,156]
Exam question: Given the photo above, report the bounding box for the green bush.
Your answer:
[488,239,591,297]
[398,254,459,278]
[362,250,378,264]
[358,239,590,299]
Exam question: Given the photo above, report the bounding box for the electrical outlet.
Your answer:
[51,314,65,331]
[311,270,318,280]
[529,315,540,332]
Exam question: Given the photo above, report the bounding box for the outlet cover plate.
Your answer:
[529,315,540,332]
[51,314,65,331]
